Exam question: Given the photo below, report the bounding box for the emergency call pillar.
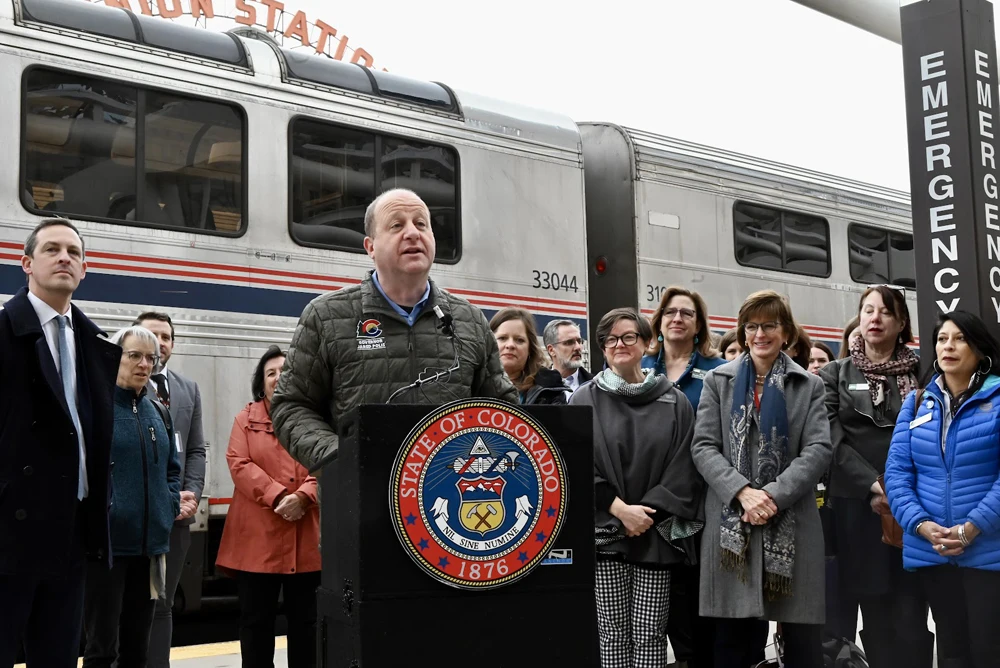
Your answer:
[901,0,1000,356]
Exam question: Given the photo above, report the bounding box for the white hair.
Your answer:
[110,325,158,349]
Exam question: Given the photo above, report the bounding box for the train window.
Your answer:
[733,201,830,277]
[289,118,460,262]
[22,68,245,235]
[848,224,917,289]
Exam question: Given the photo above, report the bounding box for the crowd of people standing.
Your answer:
[7,192,1000,668]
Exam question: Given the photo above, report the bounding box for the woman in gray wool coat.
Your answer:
[691,290,832,668]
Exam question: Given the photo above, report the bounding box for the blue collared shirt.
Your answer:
[371,271,431,327]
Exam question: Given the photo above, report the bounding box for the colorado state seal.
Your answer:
[389,399,568,589]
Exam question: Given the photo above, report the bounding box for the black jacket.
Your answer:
[523,367,569,405]
[0,287,120,575]
[819,357,904,499]
[572,375,704,566]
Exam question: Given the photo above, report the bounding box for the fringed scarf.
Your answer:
[722,353,795,600]
[849,336,919,408]
[594,367,659,397]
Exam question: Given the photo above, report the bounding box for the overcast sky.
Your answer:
[209,0,912,190]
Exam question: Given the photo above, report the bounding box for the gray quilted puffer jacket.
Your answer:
[271,271,518,472]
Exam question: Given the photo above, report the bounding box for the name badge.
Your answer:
[656,393,677,404]
[848,383,869,391]
[909,412,932,429]
[175,433,182,453]
[691,368,708,380]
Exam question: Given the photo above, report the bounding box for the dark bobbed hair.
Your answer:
[858,285,914,344]
[717,327,740,357]
[838,315,860,359]
[915,311,1000,409]
[596,307,654,352]
[646,286,715,358]
[791,325,813,368]
[811,341,835,364]
[735,290,799,351]
[252,345,287,401]
[133,311,175,340]
[489,308,546,393]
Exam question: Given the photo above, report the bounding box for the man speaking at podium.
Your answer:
[272,189,517,473]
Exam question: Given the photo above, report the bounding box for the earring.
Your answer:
[694,335,699,345]
[657,334,663,342]
[933,360,942,375]
[980,358,994,375]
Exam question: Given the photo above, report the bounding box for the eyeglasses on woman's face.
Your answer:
[603,332,640,348]
[743,321,780,336]
[664,307,696,321]
[123,350,159,366]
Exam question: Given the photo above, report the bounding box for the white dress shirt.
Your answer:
[27,290,88,497]
[563,369,582,393]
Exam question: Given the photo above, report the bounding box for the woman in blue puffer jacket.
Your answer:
[885,310,1000,668]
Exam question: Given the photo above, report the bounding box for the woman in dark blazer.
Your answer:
[819,285,932,667]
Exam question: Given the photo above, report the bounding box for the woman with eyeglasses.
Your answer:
[570,308,704,668]
[216,346,321,668]
[885,311,1000,668]
[82,326,181,668]
[641,286,723,668]
[691,289,832,668]
[490,308,568,405]
[817,285,931,666]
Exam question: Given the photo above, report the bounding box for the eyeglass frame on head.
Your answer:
[743,321,781,336]
[601,332,641,348]
[868,283,907,299]
[123,349,159,366]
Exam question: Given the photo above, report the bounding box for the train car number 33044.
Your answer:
[532,270,578,292]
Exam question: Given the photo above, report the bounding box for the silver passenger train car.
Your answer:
[0,0,915,611]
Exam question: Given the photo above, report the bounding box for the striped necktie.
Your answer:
[58,315,87,500]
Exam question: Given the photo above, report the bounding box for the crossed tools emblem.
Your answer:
[466,503,498,530]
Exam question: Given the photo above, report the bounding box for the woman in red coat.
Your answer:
[216,345,320,668]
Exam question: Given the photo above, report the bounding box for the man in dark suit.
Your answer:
[542,319,593,393]
[0,218,120,668]
[134,311,205,668]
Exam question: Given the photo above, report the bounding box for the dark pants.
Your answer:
[714,618,821,668]
[237,570,321,668]
[666,564,714,668]
[0,523,87,668]
[918,566,1000,668]
[83,556,157,668]
[147,524,191,668]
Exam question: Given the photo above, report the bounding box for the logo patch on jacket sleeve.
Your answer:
[390,400,568,590]
[357,319,386,350]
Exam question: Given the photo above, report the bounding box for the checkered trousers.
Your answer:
[595,559,671,668]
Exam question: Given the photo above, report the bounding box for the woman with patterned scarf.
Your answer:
[818,285,932,668]
[571,307,704,668]
[691,289,832,668]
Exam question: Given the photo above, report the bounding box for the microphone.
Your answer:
[433,305,455,337]
[385,305,462,404]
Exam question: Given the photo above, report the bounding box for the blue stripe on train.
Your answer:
[0,265,587,330]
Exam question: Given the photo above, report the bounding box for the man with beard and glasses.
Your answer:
[543,319,592,394]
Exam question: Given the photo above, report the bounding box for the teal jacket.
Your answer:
[641,349,725,412]
[110,386,181,557]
